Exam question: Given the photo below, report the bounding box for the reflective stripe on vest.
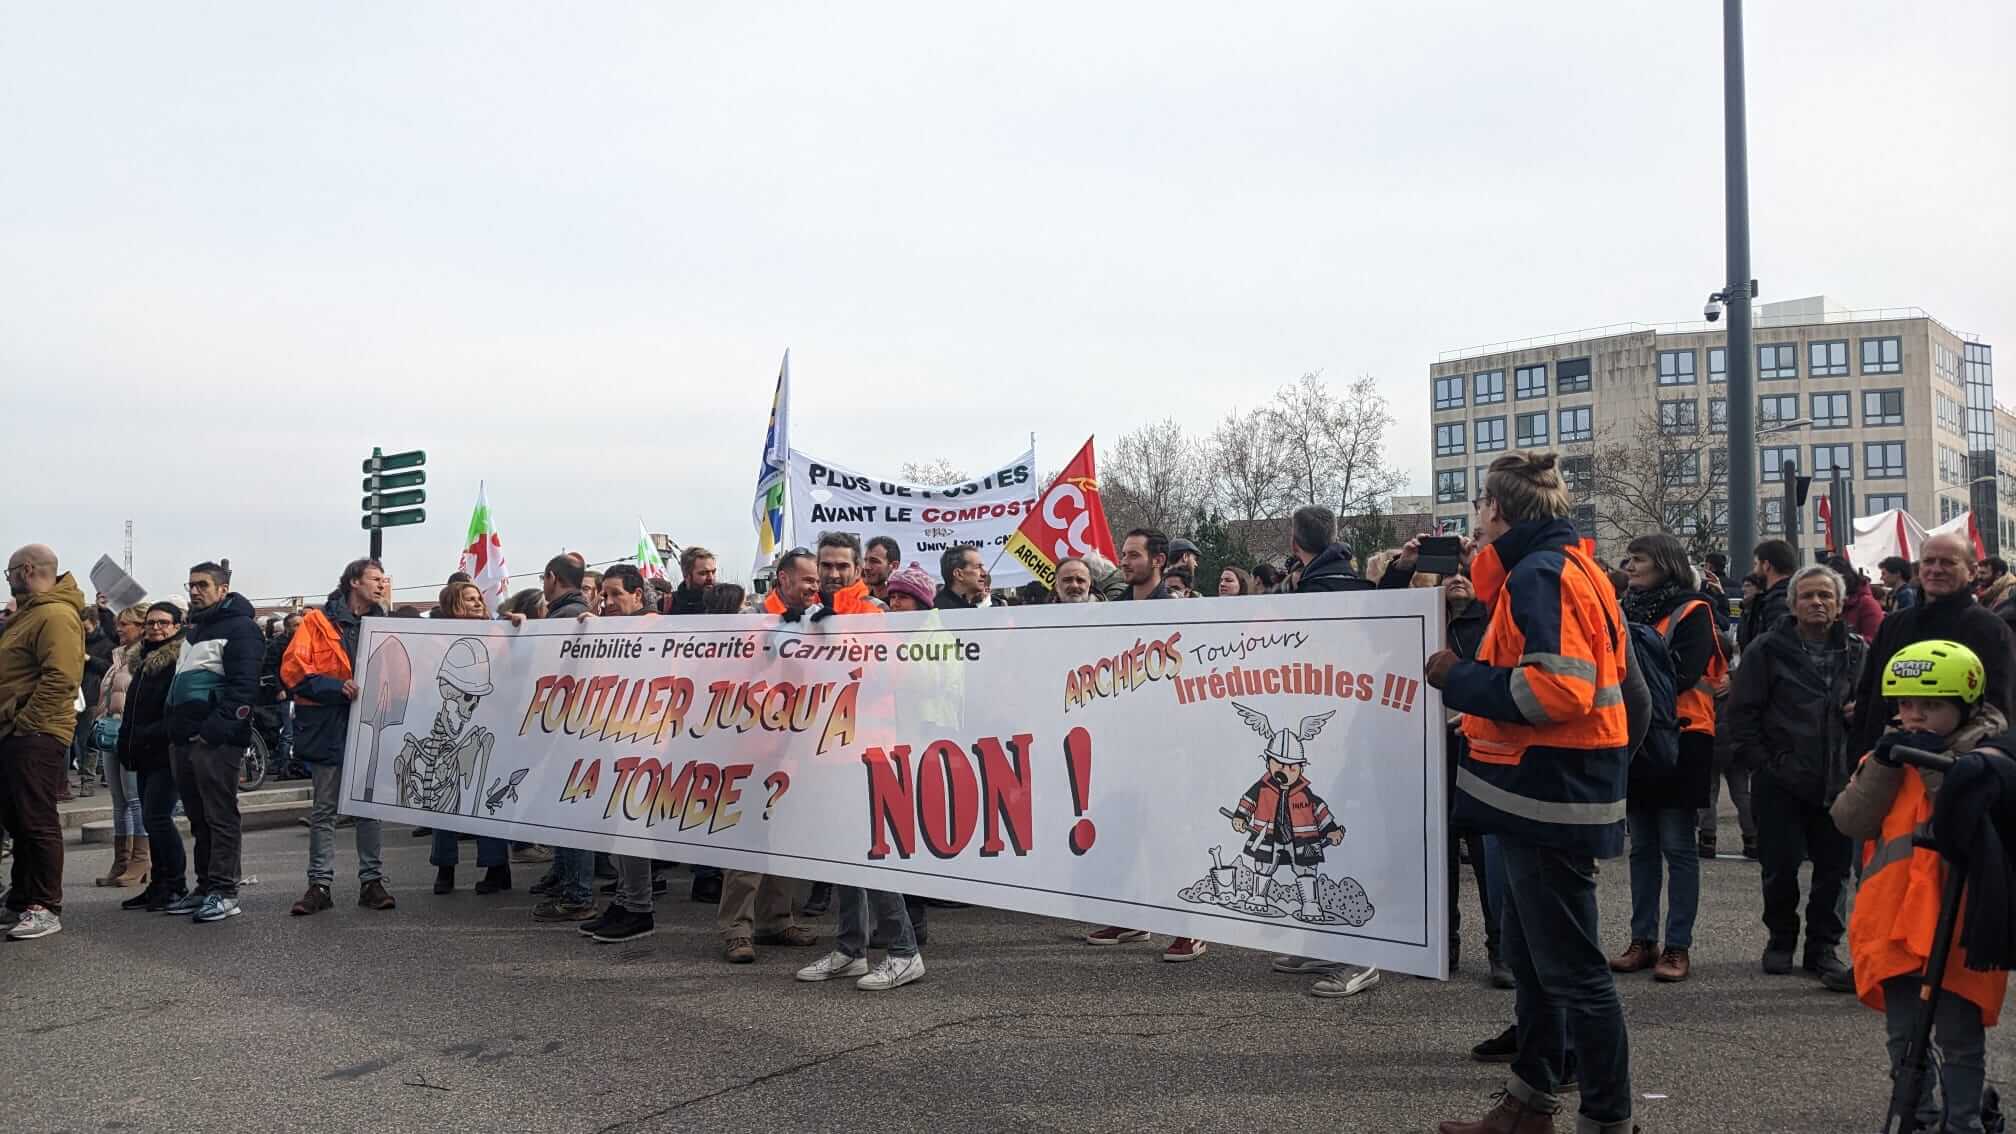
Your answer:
[1455,765,1628,826]
[1860,821,1932,882]
[1654,599,1725,735]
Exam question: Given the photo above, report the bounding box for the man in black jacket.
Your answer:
[1849,532,2016,759]
[1738,539,1795,649]
[1288,506,1373,594]
[935,545,986,609]
[1725,564,1865,985]
[165,561,264,922]
[663,547,715,615]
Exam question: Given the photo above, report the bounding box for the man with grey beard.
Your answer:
[1051,557,1097,603]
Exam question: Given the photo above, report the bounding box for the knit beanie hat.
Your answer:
[886,563,937,609]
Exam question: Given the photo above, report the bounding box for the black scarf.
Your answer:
[1620,578,1692,627]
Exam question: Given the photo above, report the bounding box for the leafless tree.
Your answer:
[1208,406,1293,524]
[1269,372,1407,516]
[1104,418,1208,536]
[899,459,970,486]
[1574,400,1730,560]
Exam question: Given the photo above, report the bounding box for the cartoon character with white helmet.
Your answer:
[1226,702,1342,920]
[392,637,496,814]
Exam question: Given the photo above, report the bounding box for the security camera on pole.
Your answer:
[362,447,428,560]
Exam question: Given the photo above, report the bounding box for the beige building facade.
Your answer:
[1427,298,2002,561]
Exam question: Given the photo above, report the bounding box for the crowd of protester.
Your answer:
[10,449,2016,1132]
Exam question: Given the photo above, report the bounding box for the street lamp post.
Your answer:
[1721,0,1758,577]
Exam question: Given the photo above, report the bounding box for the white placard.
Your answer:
[341,589,1449,976]
[786,448,1039,586]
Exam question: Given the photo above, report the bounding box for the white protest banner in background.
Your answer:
[785,447,1039,586]
[340,589,1450,976]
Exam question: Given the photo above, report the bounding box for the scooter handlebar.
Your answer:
[1890,745,1957,773]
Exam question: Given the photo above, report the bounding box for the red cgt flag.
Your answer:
[1003,437,1118,588]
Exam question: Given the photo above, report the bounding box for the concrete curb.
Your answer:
[61,785,311,831]
[73,789,317,845]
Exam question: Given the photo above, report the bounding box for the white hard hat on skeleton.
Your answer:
[1234,702,1336,768]
[438,637,493,697]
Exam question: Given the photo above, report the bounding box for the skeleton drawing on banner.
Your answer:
[391,637,497,815]
[1176,701,1376,927]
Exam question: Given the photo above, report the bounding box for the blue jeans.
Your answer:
[104,745,142,837]
[430,829,507,870]
[139,766,186,892]
[838,887,917,958]
[1628,807,1699,949]
[1498,836,1633,1132]
[540,847,593,904]
[1883,975,1987,1133]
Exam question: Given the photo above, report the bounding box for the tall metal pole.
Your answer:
[1723,0,1757,574]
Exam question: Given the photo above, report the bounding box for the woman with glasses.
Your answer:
[116,603,189,911]
[89,606,151,887]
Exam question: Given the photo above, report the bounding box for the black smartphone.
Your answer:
[1416,536,1463,576]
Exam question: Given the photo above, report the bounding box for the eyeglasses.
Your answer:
[144,619,177,629]
[1472,494,1490,509]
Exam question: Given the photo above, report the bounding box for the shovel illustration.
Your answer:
[359,637,412,803]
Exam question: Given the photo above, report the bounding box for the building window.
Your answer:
[1664,504,1701,535]
[1436,469,1467,504]
[1762,445,1800,482]
[1660,451,1700,486]
[1475,417,1507,453]
[1562,455,1594,492]
[1709,397,1728,434]
[1708,347,1727,384]
[1938,446,1968,487]
[1937,392,1965,435]
[1759,343,1798,380]
[1657,350,1696,386]
[1813,443,1851,481]
[1658,399,1698,434]
[1474,370,1506,405]
[1861,336,1903,374]
[1556,357,1592,395]
[1572,504,1597,538]
[1762,498,1785,535]
[1810,340,1849,377]
[1435,423,1465,457]
[1516,411,1548,448]
[1811,392,1850,430]
[1865,441,1906,479]
[1760,394,1799,427]
[1438,515,1468,535]
[1866,493,1908,515]
[1558,406,1593,443]
[1864,389,1904,426]
[1515,364,1547,400]
[1710,447,1730,481]
[1434,374,1464,411]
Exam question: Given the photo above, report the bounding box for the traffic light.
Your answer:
[361,447,426,555]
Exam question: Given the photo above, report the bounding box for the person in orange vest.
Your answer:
[1831,639,2009,1134]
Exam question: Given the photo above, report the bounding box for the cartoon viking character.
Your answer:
[392,637,496,814]
[1227,703,1342,919]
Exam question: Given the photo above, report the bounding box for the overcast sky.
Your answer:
[4,2,2011,603]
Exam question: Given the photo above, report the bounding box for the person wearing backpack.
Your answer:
[1611,533,1725,984]
[1723,564,1864,990]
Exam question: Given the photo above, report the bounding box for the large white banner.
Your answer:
[786,447,1039,586]
[340,590,1450,976]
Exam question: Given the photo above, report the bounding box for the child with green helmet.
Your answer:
[1831,639,2009,1134]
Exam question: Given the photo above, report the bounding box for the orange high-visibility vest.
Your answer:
[1654,599,1726,736]
[1847,759,2008,1026]
[278,610,351,708]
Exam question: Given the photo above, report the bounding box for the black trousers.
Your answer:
[1751,770,1852,953]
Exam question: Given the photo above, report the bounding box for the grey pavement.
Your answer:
[3,811,2007,1134]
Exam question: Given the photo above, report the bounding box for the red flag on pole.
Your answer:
[1003,437,1118,589]
[1818,495,1836,555]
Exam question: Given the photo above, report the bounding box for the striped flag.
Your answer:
[636,520,669,583]
[751,350,791,571]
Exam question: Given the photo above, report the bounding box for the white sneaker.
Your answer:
[7,905,61,940]
[1309,965,1381,998]
[1272,954,1342,975]
[194,896,242,923]
[795,950,870,982]
[857,953,925,991]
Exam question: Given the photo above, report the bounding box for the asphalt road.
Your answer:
[4,812,2006,1134]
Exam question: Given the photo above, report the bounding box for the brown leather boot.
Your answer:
[1653,946,1691,982]
[1438,1091,1558,1134]
[113,837,151,887]
[96,835,132,887]
[1609,939,1658,973]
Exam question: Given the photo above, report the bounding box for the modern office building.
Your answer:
[1426,297,2005,559]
